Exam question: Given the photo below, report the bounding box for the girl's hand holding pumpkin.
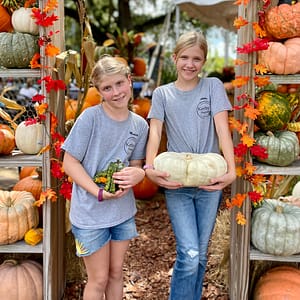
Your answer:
[112,167,145,189]
[199,171,236,191]
[145,169,183,190]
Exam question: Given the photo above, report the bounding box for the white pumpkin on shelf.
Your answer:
[11,7,39,35]
[15,121,44,154]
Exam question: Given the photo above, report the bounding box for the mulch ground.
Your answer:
[63,188,231,300]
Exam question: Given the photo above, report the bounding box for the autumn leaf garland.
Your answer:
[227,0,275,225]
[27,0,71,207]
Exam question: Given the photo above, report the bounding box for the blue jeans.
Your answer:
[165,187,222,300]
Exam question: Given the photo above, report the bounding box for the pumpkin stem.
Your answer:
[275,205,284,214]
[2,259,18,266]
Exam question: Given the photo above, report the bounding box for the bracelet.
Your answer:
[143,164,154,170]
[98,188,103,202]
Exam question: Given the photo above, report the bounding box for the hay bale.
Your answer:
[207,209,231,290]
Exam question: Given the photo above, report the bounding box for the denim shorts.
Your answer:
[71,216,138,257]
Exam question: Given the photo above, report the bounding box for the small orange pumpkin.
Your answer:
[133,176,158,199]
[84,86,102,106]
[0,128,15,155]
[132,97,151,119]
[132,57,147,76]
[19,166,38,180]
[0,5,13,33]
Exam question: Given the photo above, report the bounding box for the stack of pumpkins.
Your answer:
[0,3,39,68]
[254,1,300,167]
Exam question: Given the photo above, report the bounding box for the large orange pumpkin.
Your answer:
[0,259,43,300]
[133,176,158,199]
[132,97,151,119]
[0,5,13,33]
[258,38,300,75]
[264,3,300,39]
[0,128,15,155]
[253,265,300,300]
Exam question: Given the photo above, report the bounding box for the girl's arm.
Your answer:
[145,118,182,189]
[200,110,236,190]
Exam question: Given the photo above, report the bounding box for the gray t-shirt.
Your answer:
[148,77,232,153]
[62,105,149,229]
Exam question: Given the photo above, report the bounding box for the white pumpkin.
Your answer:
[15,121,44,154]
[12,8,39,35]
[153,152,228,186]
[292,181,300,197]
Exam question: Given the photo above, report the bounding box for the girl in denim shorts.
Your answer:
[62,56,148,300]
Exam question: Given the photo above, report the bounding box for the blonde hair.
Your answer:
[90,56,131,89]
[174,31,208,60]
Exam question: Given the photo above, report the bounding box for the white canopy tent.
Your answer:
[173,0,237,32]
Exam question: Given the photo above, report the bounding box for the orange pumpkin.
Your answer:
[19,166,38,180]
[265,3,300,39]
[253,265,300,299]
[132,57,147,76]
[13,171,42,201]
[84,86,102,106]
[132,97,151,119]
[258,38,300,75]
[133,176,158,199]
[0,5,13,33]
[0,128,15,155]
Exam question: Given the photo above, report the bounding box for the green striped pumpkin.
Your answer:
[254,130,299,166]
[255,91,292,132]
[0,32,38,68]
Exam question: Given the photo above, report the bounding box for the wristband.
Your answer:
[143,164,154,170]
[98,188,103,202]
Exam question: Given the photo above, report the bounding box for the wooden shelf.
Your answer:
[254,159,300,175]
[0,69,40,78]
[250,246,300,262]
[267,74,300,84]
[0,151,42,167]
[0,240,43,254]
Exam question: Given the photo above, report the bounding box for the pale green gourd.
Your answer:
[254,130,299,167]
[0,32,38,68]
[251,199,300,256]
[153,152,227,186]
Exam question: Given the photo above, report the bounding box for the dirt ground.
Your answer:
[63,188,231,300]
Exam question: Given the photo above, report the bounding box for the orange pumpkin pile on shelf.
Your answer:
[0,4,13,32]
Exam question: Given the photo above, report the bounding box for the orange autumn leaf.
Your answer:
[36,103,48,115]
[234,16,248,29]
[30,53,41,69]
[236,166,246,177]
[244,104,261,120]
[232,76,250,88]
[252,22,267,38]
[45,44,60,57]
[234,0,250,5]
[238,122,249,135]
[236,211,247,225]
[229,116,242,131]
[51,112,58,134]
[251,174,267,186]
[241,133,255,147]
[254,64,268,75]
[24,0,36,8]
[38,144,51,155]
[254,76,271,87]
[43,0,58,13]
[34,188,57,207]
[245,162,256,176]
[234,59,248,66]
[230,193,247,208]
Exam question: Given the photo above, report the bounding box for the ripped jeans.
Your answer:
[165,187,222,300]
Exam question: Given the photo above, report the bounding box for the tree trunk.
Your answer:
[118,0,133,31]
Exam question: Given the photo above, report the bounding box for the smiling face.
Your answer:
[173,45,206,82]
[98,73,132,109]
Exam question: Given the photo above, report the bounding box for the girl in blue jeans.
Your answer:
[144,31,236,300]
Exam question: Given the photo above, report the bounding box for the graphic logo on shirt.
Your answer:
[196,98,210,118]
[124,136,137,153]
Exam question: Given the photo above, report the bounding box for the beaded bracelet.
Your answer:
[98,188,103,202]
